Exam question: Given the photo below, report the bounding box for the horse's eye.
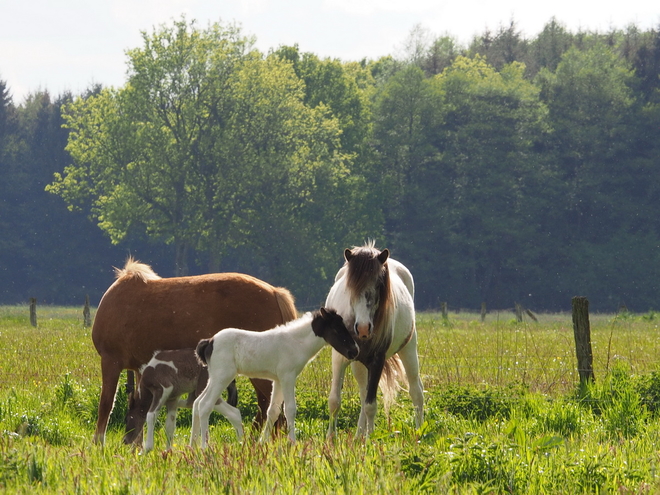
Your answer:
[365,291,379,310]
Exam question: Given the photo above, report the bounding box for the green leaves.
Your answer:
[47,18,374,297]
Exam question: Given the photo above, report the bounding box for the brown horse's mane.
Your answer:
[345,244,393,353]
[113,257,162,282]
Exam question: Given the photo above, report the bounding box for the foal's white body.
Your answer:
[191,311,357,447]
[326,255,424,437]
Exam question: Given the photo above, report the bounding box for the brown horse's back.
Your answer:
[93,272,295,370]
[92,263,297,444]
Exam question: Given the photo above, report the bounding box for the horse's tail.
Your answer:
[114,256,161,282]
[274,287,297,323]
[379,355,408,414]
[195,338,214,367]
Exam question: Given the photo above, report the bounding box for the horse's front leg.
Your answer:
[351,361,369,434]
[145,390,167,453]
[360,355,386,437]
[94,359,122,445]
[280,379,298,442]
[397,330,424,429]
[163,398,180,451]
[327,350,350,439]
[260,380,284,442]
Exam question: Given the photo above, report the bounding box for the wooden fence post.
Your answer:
[525,309,539,323]
[514,303,523,322]
[83,295,91,327]
[29,298,37,327]
[572,296,595,384]
[441,302,448,322]
[480,302,487,322]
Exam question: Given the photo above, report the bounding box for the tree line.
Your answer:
[1,18,659,311]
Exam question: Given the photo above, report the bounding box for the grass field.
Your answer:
[2,305,660,493]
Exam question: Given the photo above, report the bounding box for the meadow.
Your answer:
[2,305,660,493]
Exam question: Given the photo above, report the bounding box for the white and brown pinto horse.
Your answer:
[325,244,424,437]
[92,258,297,445]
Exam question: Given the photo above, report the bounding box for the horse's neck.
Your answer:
[284,315,326,358]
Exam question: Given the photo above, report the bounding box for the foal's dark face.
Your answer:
[124,389,151,445]
[315,308,359,360]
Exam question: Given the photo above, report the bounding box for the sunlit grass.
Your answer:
[2,306,660,492]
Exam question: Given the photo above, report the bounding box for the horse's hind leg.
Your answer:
[397,331,424,429]
[250,378,274,428]
[94,358,122,445]
[194,371,239,447]
[212,400,244,441]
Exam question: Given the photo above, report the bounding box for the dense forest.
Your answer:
[1,18,659,312]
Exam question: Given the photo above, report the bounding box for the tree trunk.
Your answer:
[174,240,189,276]
[208,240,222,273]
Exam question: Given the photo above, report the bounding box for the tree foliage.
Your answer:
[2,18,660,310]
[46,19,376,303]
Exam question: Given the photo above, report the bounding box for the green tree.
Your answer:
[49,20,255,274]
[526,18,574,76]
[538,43,637,241]
[48,19,374,302]
[374,56,552,308]
[468,20,529,72]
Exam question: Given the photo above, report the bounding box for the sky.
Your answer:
[1,0,659,103]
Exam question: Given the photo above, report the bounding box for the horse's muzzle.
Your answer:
[355,322,372,340]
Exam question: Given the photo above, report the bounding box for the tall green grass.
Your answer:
[1,306,660,492]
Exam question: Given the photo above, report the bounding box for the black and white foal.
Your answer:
[191,308,359,447]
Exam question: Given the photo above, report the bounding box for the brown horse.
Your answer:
[92,258,297,445]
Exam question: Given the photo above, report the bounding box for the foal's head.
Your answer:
[344,245,391,340]
[312,307,359,360]
[124,387,151,445]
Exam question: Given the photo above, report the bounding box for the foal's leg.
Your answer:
[212,400,244,442]
[194,377,226,448]
[193,368,244,447]
[145,387,169,453]
[260,380,284,442]
[280,379,298,442]
[326,350,350,439]
[397,330,424,429]
[163,396,181,451]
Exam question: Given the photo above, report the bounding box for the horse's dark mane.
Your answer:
[346,246,388,299]
[345,245,393,352]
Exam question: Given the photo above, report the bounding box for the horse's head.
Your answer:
[123,386,151,446]
[313,307,359,360]
[344,245,390,341]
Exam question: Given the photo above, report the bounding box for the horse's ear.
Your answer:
[378,248,390,264]
[344,248,354,262]
[319,307,329,318]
